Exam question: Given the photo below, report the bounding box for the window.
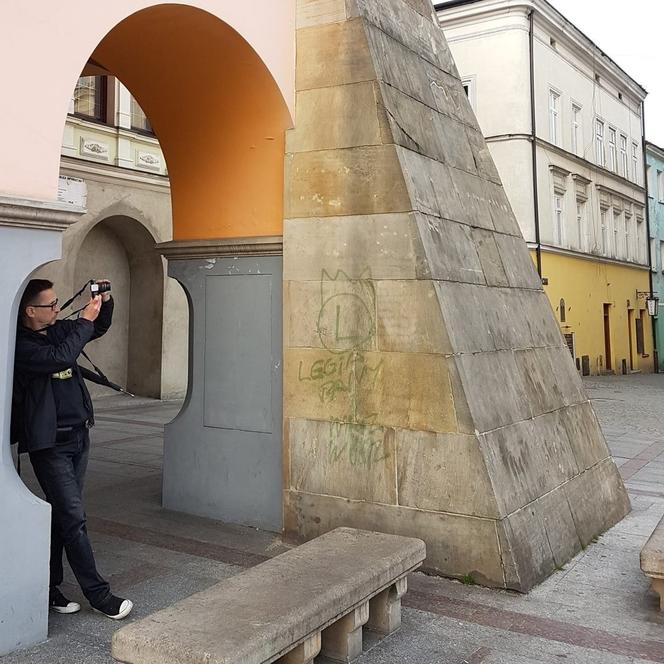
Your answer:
[660,240,664,272]
[571,104,581,155]
[130,96,152,133]
[549,89,560,145]
[595,119,605,166]
[619,134,628,176]
[461,77,476,112]
[601,207,608,255]
[647,165,653,196]
[624,212,631,261]
[73,76,107,122]
[632,142,639,184]
[613,210,622,258]
[658,170,664,202]
[553,194,564,245]
[608,128,617,172]
[576,200,586,251]
[651,238,658,271]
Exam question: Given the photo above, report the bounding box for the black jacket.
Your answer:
[11,298,114,453]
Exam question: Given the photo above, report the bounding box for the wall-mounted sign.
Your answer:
[57,175,87,208]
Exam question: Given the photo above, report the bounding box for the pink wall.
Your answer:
[0,1,295,202]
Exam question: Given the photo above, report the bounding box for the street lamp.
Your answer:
[647,295,659,317]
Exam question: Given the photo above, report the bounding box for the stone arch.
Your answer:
[73,214,165,398]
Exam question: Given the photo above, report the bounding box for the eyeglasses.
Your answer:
[30,299,59,311]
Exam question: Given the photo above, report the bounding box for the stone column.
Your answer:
[284,0,630,591]
[0,197,83,655]
[157,237,284,531]
[366,576,406,635]
[320,602,369,662]
[278,633,322,664]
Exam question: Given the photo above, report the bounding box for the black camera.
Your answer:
[90,280,111,296]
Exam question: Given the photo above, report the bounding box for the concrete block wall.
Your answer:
[284,0,630,590]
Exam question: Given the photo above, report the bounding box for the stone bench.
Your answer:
[641,514,664,611]
[111,527,426,664]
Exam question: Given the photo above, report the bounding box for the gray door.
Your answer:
[163,255,283,530]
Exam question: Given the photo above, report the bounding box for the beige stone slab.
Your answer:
[414,214,486,285]
[563,457,631,548]
[285,145,411,219]
[465,127,502,185]
[351,0,452,74]
[376,279,452,354]
[286,274,378,353]
[544,345,587,408]
[494,232,542,289]
[297,0,347,28]
[397,148,486,227]
[560,401,610,472]
[446,356,474,435]
[523,290,567,348]
[296,19,375,91]
[449,168,506,232]
[284,490,505,586]
[396,429,499,518]
[379,83,477,175]
[483,182,523,237]
[498,483,581,591]
[435,282,496,353]
[283,213,429,282]
[479,410,579,518]
[453,350,533,432]
[289,418,397,504]
[284,348,458,433]
[288,82,389,154]
[513,348,570,417]
[471,228,509,288]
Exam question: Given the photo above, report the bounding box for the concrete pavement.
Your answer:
[4,374,664,663]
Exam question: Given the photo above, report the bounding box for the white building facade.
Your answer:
[437,0,653,376]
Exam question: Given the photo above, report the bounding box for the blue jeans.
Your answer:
[29,428,110,606]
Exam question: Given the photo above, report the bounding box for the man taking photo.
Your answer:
[12,278,133,620]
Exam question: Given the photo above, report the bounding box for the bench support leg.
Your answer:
[652,578,664,611]
[277,633,321,664]
[367,577,407,636]
[320,602,369,662]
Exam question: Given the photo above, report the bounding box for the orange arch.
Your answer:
[90,5,291,240]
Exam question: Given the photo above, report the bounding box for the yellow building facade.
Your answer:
[536,249,653,374]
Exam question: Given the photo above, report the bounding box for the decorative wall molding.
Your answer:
[80,137,110,160]
[157,236,283,259]
[0,196,85,231]
[136,150,161,171]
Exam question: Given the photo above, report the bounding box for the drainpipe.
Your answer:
[642,102,658,372]
[529,9,542,279]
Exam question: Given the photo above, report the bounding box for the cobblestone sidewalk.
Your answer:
[4,375,664,663]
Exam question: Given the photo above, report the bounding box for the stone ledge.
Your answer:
[0,195,85,231]
[157,236,283,259]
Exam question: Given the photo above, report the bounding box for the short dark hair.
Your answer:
[19,279,54,318]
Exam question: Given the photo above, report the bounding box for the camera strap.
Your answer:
[80,350,135,398]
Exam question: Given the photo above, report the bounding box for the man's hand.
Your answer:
[81,295,102,322]
[96,279,112,302]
